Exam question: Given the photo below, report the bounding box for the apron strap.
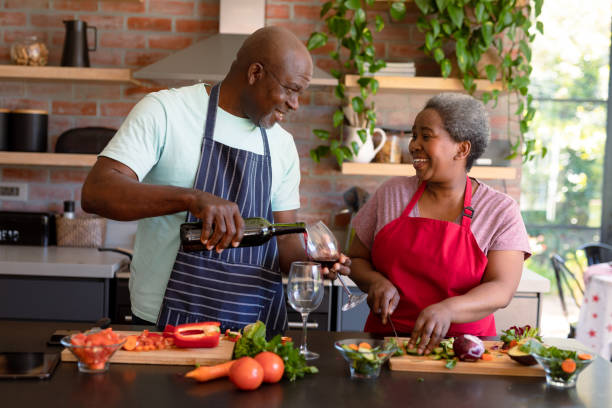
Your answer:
[204,83,221,141]
[461,175,474,228]
[401,175,474,228]
[401,180,426,217]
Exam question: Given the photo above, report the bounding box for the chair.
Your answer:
[550,253,585,338]
[577,242,612,266]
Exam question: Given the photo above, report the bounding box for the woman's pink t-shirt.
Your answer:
[352,176,531,258]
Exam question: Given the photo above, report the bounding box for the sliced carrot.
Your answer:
[348,344,359,351]
[185,361,235,382]
[508,340,518,348]
[481,353,494,361]
[358,342,372,350]
[561,358,576,374]
[577,353,592,360]
[122,335,139,351]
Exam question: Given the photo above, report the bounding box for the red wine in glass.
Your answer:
[312,258,338,269]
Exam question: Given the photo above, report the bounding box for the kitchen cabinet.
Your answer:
[0,246,128,321]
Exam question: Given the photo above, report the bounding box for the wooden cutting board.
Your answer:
[61,331,235,366]
[388,338,544,377]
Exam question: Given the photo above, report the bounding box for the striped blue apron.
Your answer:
[157,83,287,337]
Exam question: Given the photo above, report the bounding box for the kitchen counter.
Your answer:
[1,320,610,408]
[0,246,129,279]
[336,266,550,293]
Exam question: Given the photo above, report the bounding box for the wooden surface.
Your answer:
[341,162,517,180]
[388,339,544,377]
[344,75,503,92]
[0,152,97,167]
[61,331,236,366]
[0,65,133,83]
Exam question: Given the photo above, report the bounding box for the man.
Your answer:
[82,26,349,334]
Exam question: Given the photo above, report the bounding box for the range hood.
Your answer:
[133,0,335,86]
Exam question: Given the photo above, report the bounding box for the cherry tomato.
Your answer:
[229,357,264,391]
[254,351,284,383]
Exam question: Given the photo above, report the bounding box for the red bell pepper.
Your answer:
[171,322,221,348]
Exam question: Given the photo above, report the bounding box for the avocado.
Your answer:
[508,345,537,366]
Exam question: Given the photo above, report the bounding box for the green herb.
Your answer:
[417,377,425,382]
[233,321,318,382]
[445,358,458,369]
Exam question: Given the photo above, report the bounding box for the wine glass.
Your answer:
[287,261,324,360]
[305,221,367,312]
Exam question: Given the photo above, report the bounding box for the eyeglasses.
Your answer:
[261,64,300,99]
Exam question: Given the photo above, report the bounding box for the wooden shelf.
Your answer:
[344,75,503,92]
[0,152,97,167]
[0,65,135,83]
[341,162,516,180]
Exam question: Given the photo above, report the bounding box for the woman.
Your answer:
[348,93,531,355]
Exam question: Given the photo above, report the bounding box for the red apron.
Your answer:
[364,176,496,336]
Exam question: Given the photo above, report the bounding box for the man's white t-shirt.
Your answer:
[100,83,301,322]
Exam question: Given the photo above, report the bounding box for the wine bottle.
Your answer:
[180,217,306,252]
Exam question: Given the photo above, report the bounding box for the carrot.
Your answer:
[185,361,235,382]
[577,353,592,360]
[358,342,372,350]
[123,335,139,351]
[481,353,494,361]
[508,340,518,348]
[348,344,359,351]
[561,358,576,374]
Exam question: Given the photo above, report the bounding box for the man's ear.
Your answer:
[455,140,471,161]
[247,62,264,85]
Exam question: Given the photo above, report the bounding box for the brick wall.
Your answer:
[0,0,521,228]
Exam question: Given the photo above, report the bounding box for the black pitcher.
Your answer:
[61,20,97,67]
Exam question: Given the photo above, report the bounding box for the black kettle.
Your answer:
[61,20,97,67]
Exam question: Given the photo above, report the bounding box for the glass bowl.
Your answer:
[334,338,397,379]
[61,329,126,373]
[531,353,594,388]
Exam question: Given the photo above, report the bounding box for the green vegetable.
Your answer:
[500,325,543,346]
[233,320,318,382]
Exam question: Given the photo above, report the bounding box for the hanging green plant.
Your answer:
[413,0,545,161]
[306,0,407,166]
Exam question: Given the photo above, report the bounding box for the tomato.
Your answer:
[229,357,264,391]
[254,351,284,383]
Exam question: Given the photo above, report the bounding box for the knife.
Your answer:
[388,315,399,342]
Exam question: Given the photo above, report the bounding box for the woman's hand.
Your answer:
[367,276,400,325]
[407,301,453,355]
[323,253,351,280]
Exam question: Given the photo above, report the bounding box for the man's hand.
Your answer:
[189,191,244,252]
[407,302,453,355]
[367,276,400,325]
[322,253,351,280]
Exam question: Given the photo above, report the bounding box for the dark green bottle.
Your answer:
[180,217,306,252]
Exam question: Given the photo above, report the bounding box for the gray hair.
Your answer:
[424,93,490,171]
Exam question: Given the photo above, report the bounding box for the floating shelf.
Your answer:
[344,75,503,92]
[0,152,97,167]
[0,65,135,83]
[341,162,516,180]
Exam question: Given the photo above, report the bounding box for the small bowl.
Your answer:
[61,329,126,373]
[531,353,594,388]
[334,338,397,379]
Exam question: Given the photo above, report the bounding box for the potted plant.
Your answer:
[307,0,407,166]
[412,0,545,160]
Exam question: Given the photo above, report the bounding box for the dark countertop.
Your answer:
[1,320,611,408]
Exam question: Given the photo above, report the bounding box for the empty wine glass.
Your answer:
[305,221,367,312]
[287,261,324,360]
